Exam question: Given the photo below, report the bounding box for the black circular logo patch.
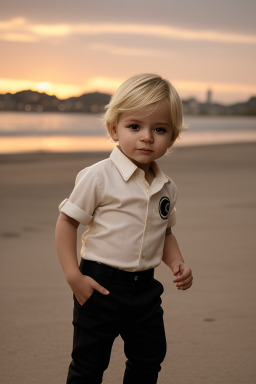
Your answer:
[159,196,170,220]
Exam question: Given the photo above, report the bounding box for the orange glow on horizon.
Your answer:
[0,77,255,102]
[0,136,116,154]
[37,82,52,92]
[0,78,82,98]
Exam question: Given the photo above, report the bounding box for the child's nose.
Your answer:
[141,129,153,142]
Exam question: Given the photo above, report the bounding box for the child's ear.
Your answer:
[108,123,119,142]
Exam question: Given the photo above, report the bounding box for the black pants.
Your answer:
[67,259,166,384]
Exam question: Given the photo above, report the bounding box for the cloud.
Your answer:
[0,17,37,42]
[0,17,26,30]
[76,23,256,44]
[1,18,256,45]
[30,24,72,37]
[89,43,169,57]
[1,0,256,36]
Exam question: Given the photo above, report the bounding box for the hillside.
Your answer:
[0,90,255,115]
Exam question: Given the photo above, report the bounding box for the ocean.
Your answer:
[0,112,256,154]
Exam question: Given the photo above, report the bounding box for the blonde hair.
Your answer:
[104,73,184,142]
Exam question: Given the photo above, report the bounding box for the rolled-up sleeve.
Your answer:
[59,167,101,226]
[59,200,93,226]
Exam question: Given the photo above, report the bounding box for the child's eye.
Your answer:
[155,127,167,133]
[128,124,139,131]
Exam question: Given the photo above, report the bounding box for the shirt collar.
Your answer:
[110,146,170,185]
[110,146,137,181]
[151,161,171,186]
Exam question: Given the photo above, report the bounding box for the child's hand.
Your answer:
[68,272,110,306]
[172,262,193,290]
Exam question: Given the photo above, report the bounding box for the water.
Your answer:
[0,112,106,137]
[0,112,256,153]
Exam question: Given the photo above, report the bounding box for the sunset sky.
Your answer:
[0,0,255,104]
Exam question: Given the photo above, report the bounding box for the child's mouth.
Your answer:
[138,148,153,154]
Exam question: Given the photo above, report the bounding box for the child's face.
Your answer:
[109,99,173,171]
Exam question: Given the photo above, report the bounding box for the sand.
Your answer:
[0,143,256,384]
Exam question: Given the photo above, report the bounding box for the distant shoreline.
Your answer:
[1,90,255,116]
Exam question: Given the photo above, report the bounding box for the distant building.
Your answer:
[206,89,212,104]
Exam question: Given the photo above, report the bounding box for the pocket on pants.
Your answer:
[73,290,97,310]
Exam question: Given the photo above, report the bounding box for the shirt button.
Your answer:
[134,275,138,281]
[142,253,146,259]
[147,218,151,224]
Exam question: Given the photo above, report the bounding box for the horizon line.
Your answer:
[1,88,255,106]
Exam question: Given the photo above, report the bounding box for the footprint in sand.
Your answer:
[1,232,21,238]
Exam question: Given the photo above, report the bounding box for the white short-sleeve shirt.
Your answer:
[60,146,177,271]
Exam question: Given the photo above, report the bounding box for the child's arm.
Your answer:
[162,228,193,290]
[55,212,109,305]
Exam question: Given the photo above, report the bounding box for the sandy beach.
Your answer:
[1,142,256,384]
